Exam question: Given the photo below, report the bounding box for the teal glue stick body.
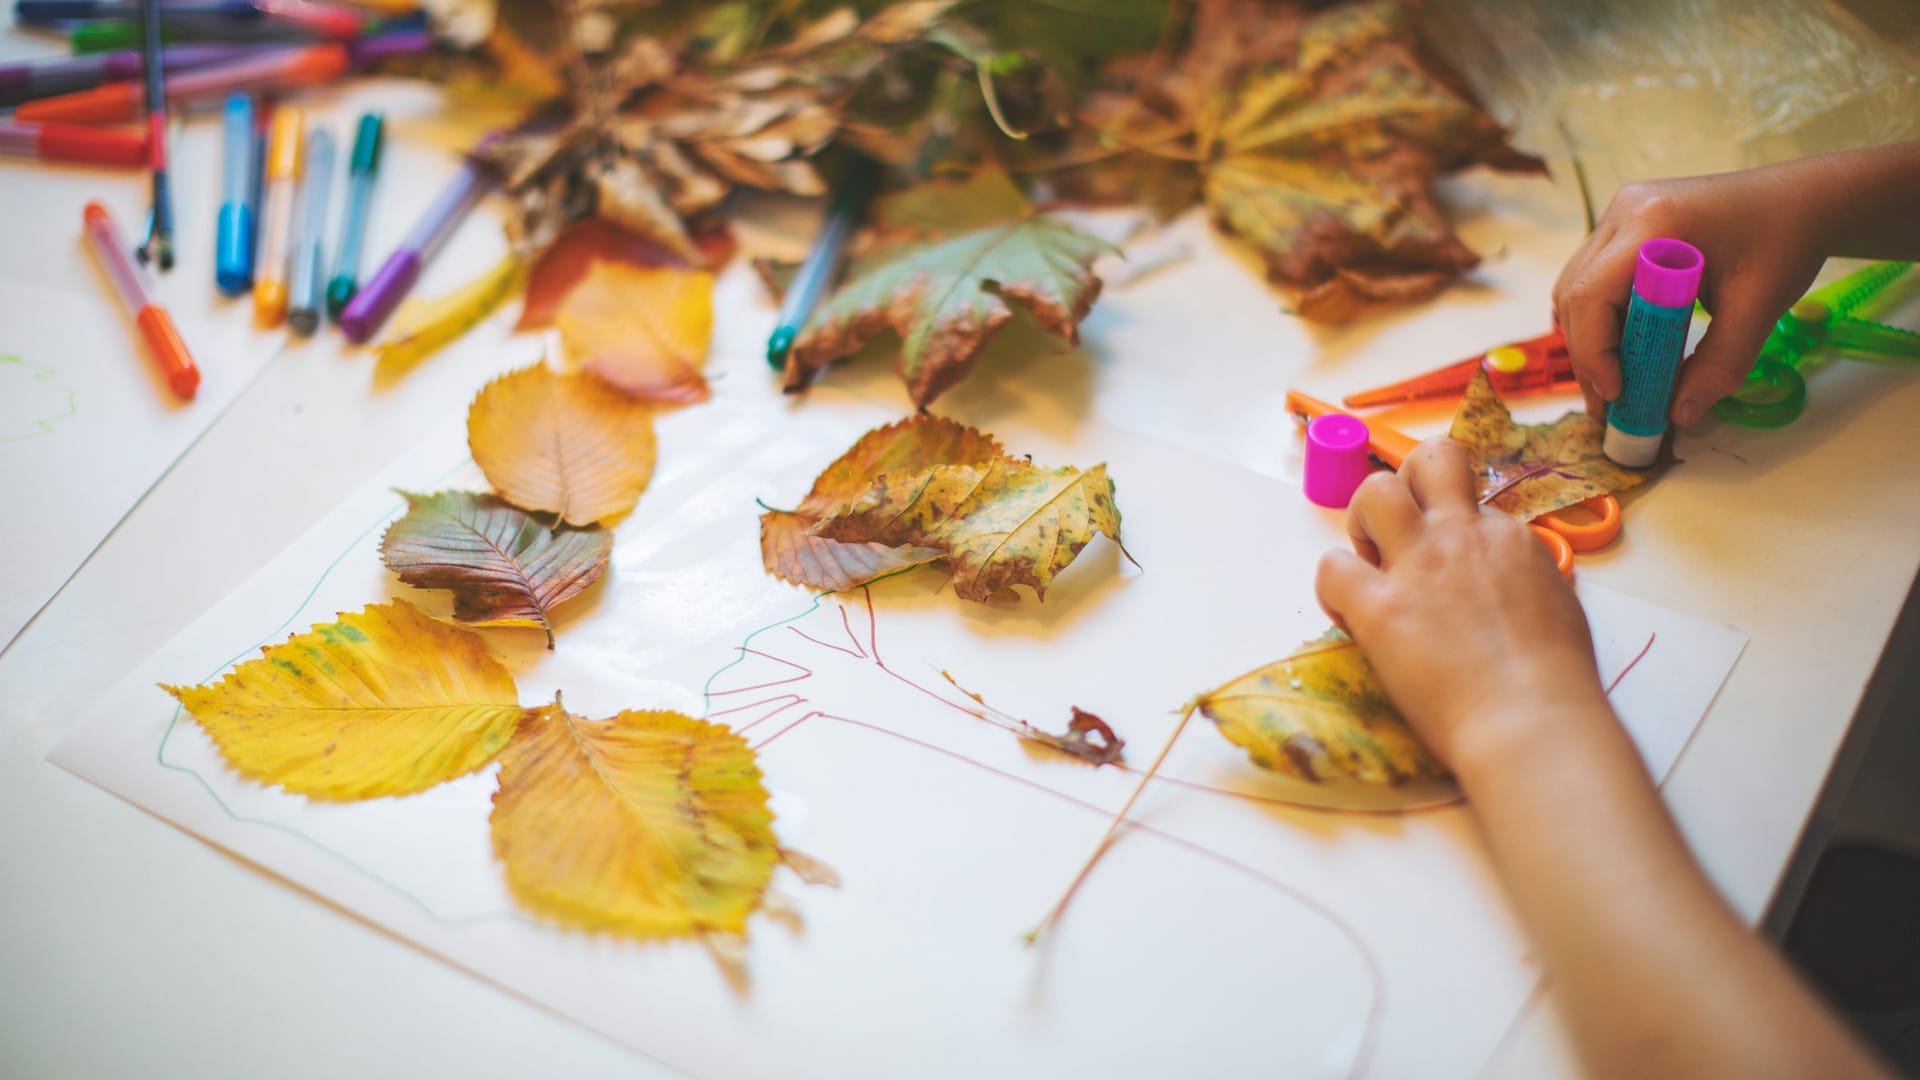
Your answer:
[1604,238,1704,467]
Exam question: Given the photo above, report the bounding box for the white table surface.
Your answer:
[3,38,1918,1079]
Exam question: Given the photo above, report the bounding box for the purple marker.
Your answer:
[338,150,491,344]
[0,42,241,108]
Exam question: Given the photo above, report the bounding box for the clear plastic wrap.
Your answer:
[1420,0,1920,210]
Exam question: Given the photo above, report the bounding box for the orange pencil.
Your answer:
[82,201,198,400]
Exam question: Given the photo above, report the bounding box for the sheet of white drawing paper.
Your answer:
[53,381,1746,1079]
[0,280,265,651]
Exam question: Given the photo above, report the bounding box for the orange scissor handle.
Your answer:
[1529,523,1576,581]
[1285,389,1419,469]
[1533,494,1622,552]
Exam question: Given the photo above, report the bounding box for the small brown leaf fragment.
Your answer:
[1024,707,1126,766]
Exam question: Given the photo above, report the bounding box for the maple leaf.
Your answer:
[1191,628,1447,785]
[784,170,1115,408]
[467,363,658,527]
[814,455,1123,602]
[760,413,1005,593]
[1025,706,1126,766]
[373,252,526,385]
[1449,368,1648,520]
[162,600,523,800]
[1058,0,1541,320]
[554,261,715,405]
[489,700,779,938]
[379,490,612,648]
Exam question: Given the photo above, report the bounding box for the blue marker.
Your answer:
[1604,238,1704,467]
[214,92,253,296]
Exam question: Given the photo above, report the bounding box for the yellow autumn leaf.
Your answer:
[1449,367,1648,520]
[374,252,526,385]
[467,362,658,526]
[1191,628,1447,785]
[556,261,715,405]
[490,702,779,937]
[162,600,523,800]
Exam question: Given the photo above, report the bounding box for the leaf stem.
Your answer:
[1024,701,1197,945]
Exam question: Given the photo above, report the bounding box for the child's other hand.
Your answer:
[1314,438,1609,773]
[1552,170,1828,427]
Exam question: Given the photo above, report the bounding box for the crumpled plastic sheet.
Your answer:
[1420,0,1920,211]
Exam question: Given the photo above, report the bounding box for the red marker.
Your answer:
[82,201,199,400]
[0,120,148,167]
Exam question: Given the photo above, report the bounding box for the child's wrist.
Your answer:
[1446,690,1615,792]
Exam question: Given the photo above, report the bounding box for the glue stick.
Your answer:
[1603,238,1704,467]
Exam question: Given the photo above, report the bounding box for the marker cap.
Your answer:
[1632,238,1704,309]
[215,203,253,295]
[1304,413,1372,509]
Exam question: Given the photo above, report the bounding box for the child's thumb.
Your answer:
[1672,294,1778,426]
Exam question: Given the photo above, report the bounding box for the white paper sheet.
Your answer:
[0,280,269,651]
[53,382,1746,1079]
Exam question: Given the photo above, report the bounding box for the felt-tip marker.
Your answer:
[0,42,242,108]
[0,119,147,167]
[214,93,254,295]
[253,104,302,327]
[286,126,333,335]
[338,146,491,343]
[82,201,199,400]
[325,111,381,320]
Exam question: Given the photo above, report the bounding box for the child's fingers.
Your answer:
[1346,470,1424,567]
[1554,238,1637,404]
[1315,548,1381,632]
[1399,437,1478,515]
[1672,291,1776,425]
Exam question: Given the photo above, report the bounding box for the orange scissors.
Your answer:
[1286,389,1621,581]
[1342,326,1576,408]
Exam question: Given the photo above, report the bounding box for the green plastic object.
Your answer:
[1716,260,1920,428]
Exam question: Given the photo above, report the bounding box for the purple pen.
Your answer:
[338,150,492,344]
[0,41,241,108]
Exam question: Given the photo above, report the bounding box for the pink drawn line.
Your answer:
[1605,632,1657,696]
[709,647,814,697]
[757,709,1385,1079]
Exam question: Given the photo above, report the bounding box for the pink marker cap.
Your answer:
[1304,413,1371,509]
[1632,238,1704,308]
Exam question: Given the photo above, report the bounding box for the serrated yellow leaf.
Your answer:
[490,703,778,937]
[1192,628,1446,785]
[1449,367,1648,520]
[162,601,523,800]
[467,363,658,526]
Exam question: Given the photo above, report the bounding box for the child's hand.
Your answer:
[1314,438,1610,773]
[1552,169,1828,426]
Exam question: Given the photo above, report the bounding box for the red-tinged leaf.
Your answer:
[380,490,612,648]
[1024,707,1126,766]
[520,217,735,330]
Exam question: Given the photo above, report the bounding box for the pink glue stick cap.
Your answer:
[1632,238,1704,308]
[1304,413,1371,509]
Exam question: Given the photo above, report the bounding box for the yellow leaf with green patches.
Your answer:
[1449,367,1648,521]
[1191,628,1446,784]
[162,601,523,800]
[490,701,779,938]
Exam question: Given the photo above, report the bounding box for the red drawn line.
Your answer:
[752,712,814,751]
[790,625,865,659]
[709,647,814,696]
[762,710,1385,1080]
[724,697,806,737]
[1605,632,1657,697]
[837,604,868,658]
[712,693,804,719]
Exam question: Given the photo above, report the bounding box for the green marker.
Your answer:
[767,156,878,370]
[326,112,383,322]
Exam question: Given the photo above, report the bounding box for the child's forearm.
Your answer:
[1797,141,1920,262]
[1455,700,1886,1079]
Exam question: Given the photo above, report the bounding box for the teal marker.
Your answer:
[1604,238,1703,468]
[325,111,382,322]
[767,155,879,370]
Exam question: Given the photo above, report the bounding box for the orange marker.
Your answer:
[15,45,347,125]
[253,106,304,327]
[82,201,199,400]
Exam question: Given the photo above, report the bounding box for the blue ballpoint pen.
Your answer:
[286,126,333,335]
[214,92,254,296]
[326,111,382,321]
